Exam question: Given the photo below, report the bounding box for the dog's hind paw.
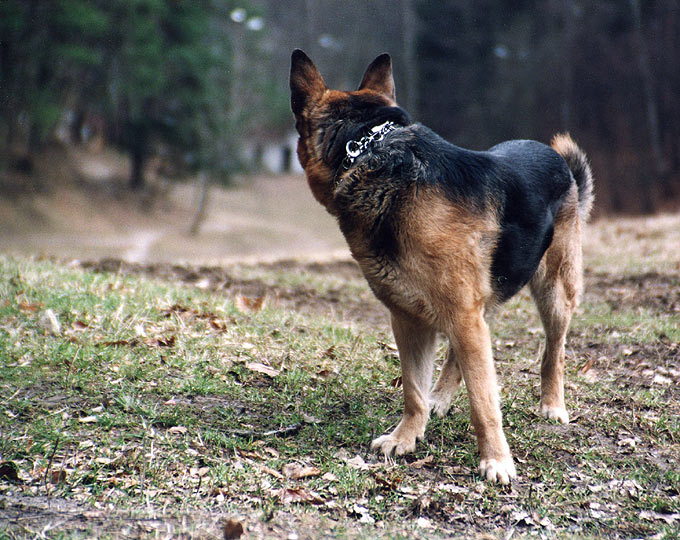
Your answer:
[371,433,416,456]
[541,404,569,424]
[429,392,454,418]
[479,457,517,485]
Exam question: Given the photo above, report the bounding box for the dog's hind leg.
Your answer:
[430,345,462,417]
[529,187,582,424]
[450,308,516,484]
[371,311,437,456]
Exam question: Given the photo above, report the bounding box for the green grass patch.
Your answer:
[1,253,679,538]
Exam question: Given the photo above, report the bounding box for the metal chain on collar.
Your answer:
[342,121,396,169]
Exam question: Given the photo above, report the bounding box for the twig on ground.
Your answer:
[230,424,302,439]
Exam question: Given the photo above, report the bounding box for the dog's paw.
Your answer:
[479,456,517,485]
[541,404,569,424]
[429,391,454,418]
[371,433,416,456]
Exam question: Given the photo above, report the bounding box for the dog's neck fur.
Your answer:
[319,107,411,191]
[330,121,397,186]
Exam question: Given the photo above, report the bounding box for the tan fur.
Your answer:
[290,51,590,484]
[529,184,583,423]
[551,133,594,221]
[364,188,516,481]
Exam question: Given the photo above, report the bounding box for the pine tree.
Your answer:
[107,0,225,190]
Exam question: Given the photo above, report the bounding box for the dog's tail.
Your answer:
[551,133,594,222]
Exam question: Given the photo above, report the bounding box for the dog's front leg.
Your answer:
[371,311,437,456]
[451,311,517,484]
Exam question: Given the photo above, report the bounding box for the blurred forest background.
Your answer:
[1,0,680,214]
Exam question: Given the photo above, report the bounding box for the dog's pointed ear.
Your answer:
[290,49,327,116]
[357,53,395,101]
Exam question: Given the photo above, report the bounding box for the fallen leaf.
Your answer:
[578,358,595,374]
[163,304,196,320]
[539,516,555,529]
[78,416,98,424]
[653,373,672,385]
[222,518,244,539]
[237,449,265,460]
[301,412,321,424]
[278,487,323,505]
[321,346,336,359]
[259,465,283,479]
[617,437,638,449]
[263,447,280,458]
[377,341,398,352]
[50,469,67,484]
[372,473,401,491]
[235,295,265,313]
[18,302,43,314]
[511,511,536,526]
[144,335,176,348]
[437,483,469,494]
[409,455,434,469]
[322,472,338,482]
[283,463,321,480]
[416,517,432,529]
[639,510,680,524]
[101,339,134,347]
[168,426,188,434]
[211,319,228,331]
[352,504,374,524]
[245,362,280,378]
[345,454,370,471]
[313,368,336,379]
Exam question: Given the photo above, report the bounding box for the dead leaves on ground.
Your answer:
[244,362,280,378]
[282,462,321,480]
[234,295,265,313]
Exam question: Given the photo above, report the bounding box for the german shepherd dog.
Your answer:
[290,50,593,483]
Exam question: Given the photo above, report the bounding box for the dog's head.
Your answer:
[290,49,410,213]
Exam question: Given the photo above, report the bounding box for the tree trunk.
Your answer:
[560,2,576,131]
[129,144,146,191]
[630,0,667,180]
[401,0,418,118]
[189,172,210,236]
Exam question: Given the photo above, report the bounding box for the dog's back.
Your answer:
[346,125,584,302]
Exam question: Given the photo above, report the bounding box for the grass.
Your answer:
[1,243,679,538]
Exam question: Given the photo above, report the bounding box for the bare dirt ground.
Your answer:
[0,145,348,265]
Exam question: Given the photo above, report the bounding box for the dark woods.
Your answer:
[1,0,678,214]
[415,0,680,215]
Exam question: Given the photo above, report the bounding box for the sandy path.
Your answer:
[0,175,349,264]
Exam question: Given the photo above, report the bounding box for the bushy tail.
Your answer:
[551,133,594,222]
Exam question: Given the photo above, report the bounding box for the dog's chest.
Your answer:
[356,254,428,317]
